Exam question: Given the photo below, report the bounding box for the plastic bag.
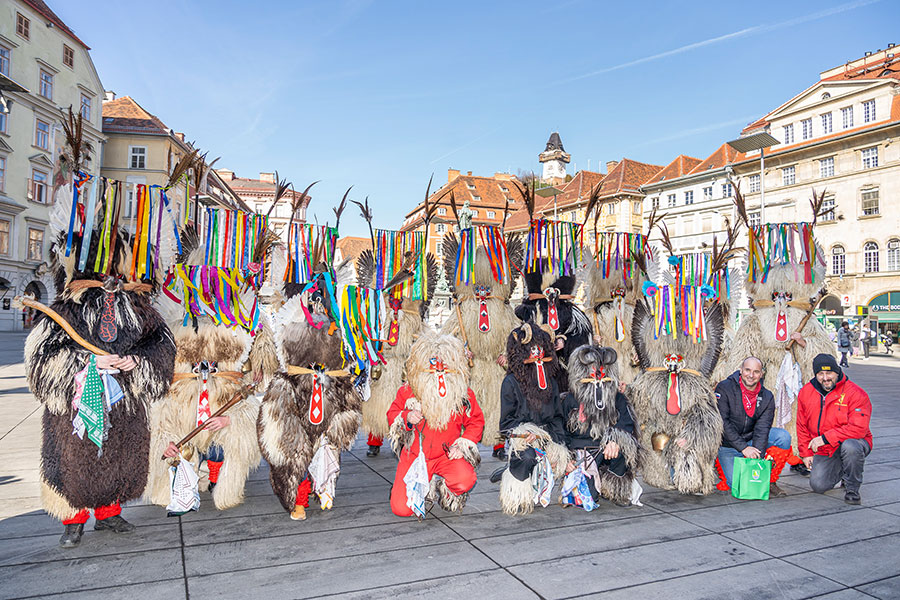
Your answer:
[166,454,200,516]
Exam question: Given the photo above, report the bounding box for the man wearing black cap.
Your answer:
[796,354,873,505]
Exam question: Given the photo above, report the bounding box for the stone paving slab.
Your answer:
[856,575,900,599]
[318,569,541,599]
[781,533,900,588]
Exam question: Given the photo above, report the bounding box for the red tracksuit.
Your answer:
[388,385,484,517]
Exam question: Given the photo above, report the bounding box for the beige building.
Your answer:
[0,0,104,330]
[215,170,310,241]
[732,46,900,334]
[101,95,248,234]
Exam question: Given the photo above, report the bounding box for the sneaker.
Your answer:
[769,482,787,498]
[290,505,307,521]
[93,514,135,533]
[366,445,380,457]
[492,447,508,461]
[790,463,811,477]
[844,490,861,505]
[59,523,84,548]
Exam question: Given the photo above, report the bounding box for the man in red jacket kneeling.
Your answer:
[797,354,873,505]
[387,332,484,518]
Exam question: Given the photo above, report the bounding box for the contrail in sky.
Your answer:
[430,127,503,164]
[630,116,758,149]
[553,0,881,85]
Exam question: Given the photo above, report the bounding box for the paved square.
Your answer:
[1,332,897,599]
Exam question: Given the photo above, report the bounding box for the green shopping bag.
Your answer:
[731,457,771,500]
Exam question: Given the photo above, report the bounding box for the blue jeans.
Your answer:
[201,443,225,463]
[718,428,791,488]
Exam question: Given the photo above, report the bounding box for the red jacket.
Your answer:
[796,375,873,458]
[387,385,484,460]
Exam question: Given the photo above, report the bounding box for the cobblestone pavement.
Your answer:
[0,332,897,599]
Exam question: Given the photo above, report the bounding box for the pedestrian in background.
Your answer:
[837,321,852,367]
[860,323,872,360]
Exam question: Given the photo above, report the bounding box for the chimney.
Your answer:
[104,90,116,102]
[259,172,276,184]
[216,169,234,181]
[606,160,619,173]
[448,168,460,182]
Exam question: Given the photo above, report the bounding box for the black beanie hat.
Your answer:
[813,353,842,378]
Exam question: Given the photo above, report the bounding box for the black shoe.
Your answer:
[94,514,136,533]
[489,466,506,484]
[769,482,787,498]
[844,490,861,505]
[366,445,380,457]
[59,523,84,548]
[492,447,508,461]
[207,481,217,492]
[790,463,811,477]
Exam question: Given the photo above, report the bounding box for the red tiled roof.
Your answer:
[102,96,170,135]
[336,236,371,263]
[595,159,664,198]
[503,170,606,232]
[645,155,702,185]
[21,0,89,49]
[687,143,742,174]
[401,172,518,231]
[820,52,900,83]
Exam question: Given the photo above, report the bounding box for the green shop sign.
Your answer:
[868,291,900,313]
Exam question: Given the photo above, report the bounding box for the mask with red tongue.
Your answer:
[474,285,491,333]
[387,296,403,346]
[506,323,560,412]
[543,287,560,331]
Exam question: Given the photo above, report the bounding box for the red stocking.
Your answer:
[296,478,311,508]
[93,502,122,521]
[714,458,730,491]
[367,433,383,447]
[767,446,791,484]
[207,460,223,484]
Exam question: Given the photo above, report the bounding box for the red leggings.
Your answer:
[367,433,382,447]
[62,502,121,525]
[390,454,477,517]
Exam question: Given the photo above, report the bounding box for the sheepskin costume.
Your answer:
[387,332,483,515]
[441,237,523,449]
[563,345,640,506]
[145,233,279,511]
[25,182,176,523]
[515,262,593,389]
[356,250,439,449]
[579,245,647,385]
[629,295,726,495]
[498,323,570,515]
[257,272,362,514]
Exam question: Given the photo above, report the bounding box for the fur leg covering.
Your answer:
[600,427,641,474]
[500,468,536,516]
[454,437,481,470]
[597,469,634,506]
[430,477,468,514]
[501,423,570,515]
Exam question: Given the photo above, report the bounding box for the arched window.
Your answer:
[831,245,845,275]
[864,242,879,273]
[887,238,900,271]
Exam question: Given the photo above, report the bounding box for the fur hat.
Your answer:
[405,331,470,429]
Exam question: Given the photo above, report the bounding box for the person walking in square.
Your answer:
[837,322,852,368]
[797,354,873,505]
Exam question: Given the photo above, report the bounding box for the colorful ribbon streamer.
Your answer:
[523,218,583,275]
[747,222,824,285]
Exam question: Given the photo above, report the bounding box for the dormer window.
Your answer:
[499,185,509,192]
[467,183,476,191]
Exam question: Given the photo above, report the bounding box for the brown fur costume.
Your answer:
[440,239,523,448]
[564,345,640,505]
[257,294,362,512]
[629,298,725,495]
[25,229,175,521]
[356,251,439,442]
[388,332,481,513]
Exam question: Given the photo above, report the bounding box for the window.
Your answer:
[821,112,832,134]
[16,13,30,40]
[820,194,836,222]
[820,157,835,178]
[783,166,796,186]
[783,124,794,144]
[27,228,43,261]
[801,118,813,140]
[31,169,48,203]
[667,193,676,207]
[861,146,878,169]
[633,200,641,214]
[471,209,478,216]
[831,245,845,275]
[569,211,576,221]
[130,146,146,169]
[39,70,53,100]
[608,203,615,215]
[0,109,6,134]
[436,242,443,256]
[749,211,761,227]
[842,106,853,129]
[748,175,760,193]
[861,188,879,216]
[435,223,446,234]
[498,185,509,193]
[702,216,712,233]
[0,45,9,76]
[0,155,5,191]
[471,196,480,203]
[722,183,733,198]
[438,207,447,216]
[466,183,476,191]
[887,239,900,271]
[0,218,8,256]
[63,45,74,68]
[651,197,659,210]
[864,242,879,273]
[80,94,91,121]
[34,119,50,150]
[863,100,876,123]
[684,190,694,205]
[703,186,712,201]
[487,210,495,218]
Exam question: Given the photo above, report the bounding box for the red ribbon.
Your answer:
[309,375,324,425]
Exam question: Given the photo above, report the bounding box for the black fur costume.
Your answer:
[562,345,640,506]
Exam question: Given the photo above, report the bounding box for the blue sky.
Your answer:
[61,0,897,237]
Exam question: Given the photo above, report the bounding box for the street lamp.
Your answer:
[535,185,564,220]
[727,131,780,224]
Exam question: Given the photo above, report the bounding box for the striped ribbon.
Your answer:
[747,223,823,285]
[594,232,650,279]
[374,229,428,299]
[523,218,583,275]
[453,225,511,287]
[284,223,338,284]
